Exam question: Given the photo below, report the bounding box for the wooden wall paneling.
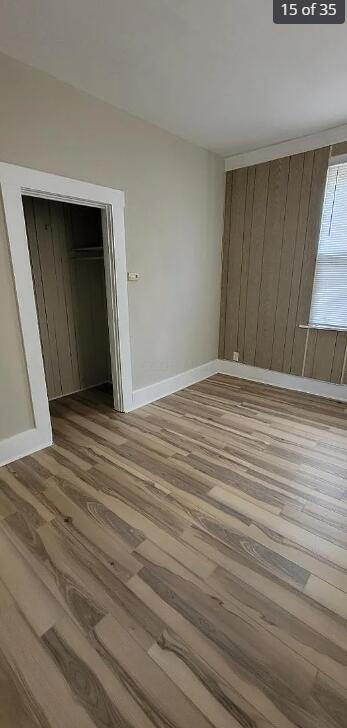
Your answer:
[72,259,110,390]
[312,331,337,382]
[280,152,315,373]
[290,147,330,375]
[23,197,56,398]
[49,201,78,395]
[218,173,233,358]
[255,157,290,369]
[271,154,305,372]
[219,145,342,388]
[302,329,317,379]
[343,346,347,384]
[330,333,347,384]
[89,262,101,384]
[62,204,83,390]
[243,163,270,365]
[103,271,112,382]
[33,198,63,397]
[68,259,83,389]
[71,261,95,390]
[90,261,111,383]
[24,198,111,400]
[55,203,81,391]
[224,168,248,361]
[237,166,256,361]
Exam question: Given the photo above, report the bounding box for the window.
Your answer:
[309,160,347,329]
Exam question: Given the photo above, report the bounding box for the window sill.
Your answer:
[299,324,347,333]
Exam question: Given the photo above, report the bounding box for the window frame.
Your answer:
[309,154,347,332]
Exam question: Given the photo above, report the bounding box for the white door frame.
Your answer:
[0,162,133,457]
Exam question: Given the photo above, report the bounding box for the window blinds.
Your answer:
[309,161,347,329]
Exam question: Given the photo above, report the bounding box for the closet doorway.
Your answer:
[23,197,113,403]
[0,162,132,462]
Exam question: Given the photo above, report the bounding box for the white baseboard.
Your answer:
[0,427,52,468]
[2,358,346,467]
[131,360,219,409]
[132,357,347,410]
[217,359,347,403]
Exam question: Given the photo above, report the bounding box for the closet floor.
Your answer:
[0,375,346,727]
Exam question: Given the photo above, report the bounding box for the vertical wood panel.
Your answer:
[343,347,347,384]
[271,154,304,372]
[24,197,110,400]
[62,205,83,388]
[224,168,248,361]
[282,151,315,373]
[243,163,270,365]
[303,330,318,379]
[51,202,81,391]
[237,167,256,361]
[33,198,62,397]
[218,173,232,358]
[49,202,76,394]
[90,261,111,383]
[290,147,331,375]
[23,197,56,398]
[255,157,290,369]
[312,331,337,382]
[71,261,93,390]
[219,146,339,387]
[331,333,347,384]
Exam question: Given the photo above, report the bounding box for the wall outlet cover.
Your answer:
[127,273,140,281]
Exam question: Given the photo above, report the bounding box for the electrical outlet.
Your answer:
[127,273,140,281]
[233,351,239,362]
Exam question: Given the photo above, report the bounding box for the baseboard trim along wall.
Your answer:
[2,357,347,467]
[217,359,347,403]
[132,358,347,410]
[131,360,220,409]
[0,427,52,468]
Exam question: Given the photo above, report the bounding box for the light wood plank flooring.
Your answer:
[0,374,346,727]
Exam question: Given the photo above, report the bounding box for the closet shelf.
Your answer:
[72,246,104,252]
[70,246,104,261]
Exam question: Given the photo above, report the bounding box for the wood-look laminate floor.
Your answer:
[0,375,346,728]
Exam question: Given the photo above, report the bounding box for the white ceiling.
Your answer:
[0,0,346,157]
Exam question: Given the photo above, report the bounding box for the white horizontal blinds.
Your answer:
[309,161,347,329]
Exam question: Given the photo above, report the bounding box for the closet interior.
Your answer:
[23,195,112,401]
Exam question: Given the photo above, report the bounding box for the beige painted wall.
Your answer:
[0,52,224,441]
